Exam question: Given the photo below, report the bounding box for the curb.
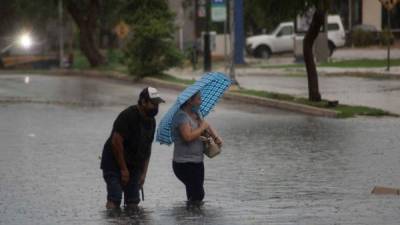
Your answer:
[223,92,338,117]
[141,77,338,118]
[1,69,339,118]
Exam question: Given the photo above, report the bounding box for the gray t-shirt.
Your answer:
[172,110,204,163]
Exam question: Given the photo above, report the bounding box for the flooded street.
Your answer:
[1,74,400,225]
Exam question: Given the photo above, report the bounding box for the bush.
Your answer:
[123,0,183,78]
[351,29,376,47]
[380,28,395,46]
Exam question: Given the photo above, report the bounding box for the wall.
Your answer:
[168,0,196,50]
[362,0,382,30]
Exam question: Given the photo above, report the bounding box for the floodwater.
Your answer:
[1,74,400,225]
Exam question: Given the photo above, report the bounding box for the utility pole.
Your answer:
[203,0,212,72]
[386,9,392,71]
[229,0,239,85]
[379,0,399,71]
[58,0,64,68]
[233,0,245,65]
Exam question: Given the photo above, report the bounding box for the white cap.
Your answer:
[142,86,165,104]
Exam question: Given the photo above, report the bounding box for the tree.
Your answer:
[120,0,183,78]
[7,0,111,67]
[0,1,16,40]
[244,0,293,35]
[302,2,330,101]
[293,0,331,102]
[65,0,105,67]
[246,0,332,102]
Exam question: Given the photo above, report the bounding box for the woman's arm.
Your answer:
[206,125,223,147]
[179,120,209,142]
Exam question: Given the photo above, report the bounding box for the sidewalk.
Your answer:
[167,49,400,114]
[169,47,400,79]
[167,64,400,80]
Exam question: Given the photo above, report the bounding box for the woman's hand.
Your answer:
[199,120,209,131]
[214,136,223,148]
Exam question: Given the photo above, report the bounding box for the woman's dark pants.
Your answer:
[173,161,205,201]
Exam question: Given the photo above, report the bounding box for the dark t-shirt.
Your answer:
[100,105,155,171]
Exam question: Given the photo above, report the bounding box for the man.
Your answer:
[100,87,165,209]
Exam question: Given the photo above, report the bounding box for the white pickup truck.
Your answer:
[246,15,346,59]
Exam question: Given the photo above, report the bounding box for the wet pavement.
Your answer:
[236,74,400,114]
[170,48,400,114]
[1,74,400,225]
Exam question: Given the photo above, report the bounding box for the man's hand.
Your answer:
[121,169,130,186]
[139,173,146,188]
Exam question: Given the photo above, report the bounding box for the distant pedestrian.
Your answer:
[100,87,165,209]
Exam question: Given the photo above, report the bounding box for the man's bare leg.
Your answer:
[106,201,119,209]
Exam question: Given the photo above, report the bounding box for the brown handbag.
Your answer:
[199,134,221,158]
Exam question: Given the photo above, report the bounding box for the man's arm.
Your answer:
[139,159,149,188]
[111,132,129,186]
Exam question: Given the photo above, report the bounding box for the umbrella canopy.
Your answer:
[156,72,232,145]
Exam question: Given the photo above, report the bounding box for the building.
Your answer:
[168,0,231,57]
[168,0,197,51]
[332,0,400,32]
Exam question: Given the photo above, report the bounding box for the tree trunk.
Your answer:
[303,8,325,102]
[66,0,105,67]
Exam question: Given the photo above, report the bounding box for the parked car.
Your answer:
[246,15,346,59]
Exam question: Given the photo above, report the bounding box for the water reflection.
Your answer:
[101,207,153,225]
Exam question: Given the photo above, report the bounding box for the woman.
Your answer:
[171,92,223,205]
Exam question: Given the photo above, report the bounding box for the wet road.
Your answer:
[1,74,400,225]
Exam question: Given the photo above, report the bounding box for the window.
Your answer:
[278,26,293,36]
[382,5,400,29]
[327,23,340,31]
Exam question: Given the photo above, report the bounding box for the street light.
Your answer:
[1,32,34,55]
[18,33,33,49]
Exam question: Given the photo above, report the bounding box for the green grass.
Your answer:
[72,50,91,69]
[154,73,196,85]
[233,88,296,102]
[256,58,400,69]
[333,105,391,118]
[232,88,395,118]
[320,58,400,68]
[255,63,303,69]
[72,49,128,73]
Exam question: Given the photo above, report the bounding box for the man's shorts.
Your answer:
[102,169,141,206]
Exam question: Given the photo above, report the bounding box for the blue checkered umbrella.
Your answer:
[156,72,232,145]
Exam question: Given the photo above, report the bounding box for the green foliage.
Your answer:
[244,0,332,34]
[351,29,377,47]
[122,0,183,78]
[233,88,393,118]
[380,28,395,46]
[244,0,294,34]
[72,50,90,69]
